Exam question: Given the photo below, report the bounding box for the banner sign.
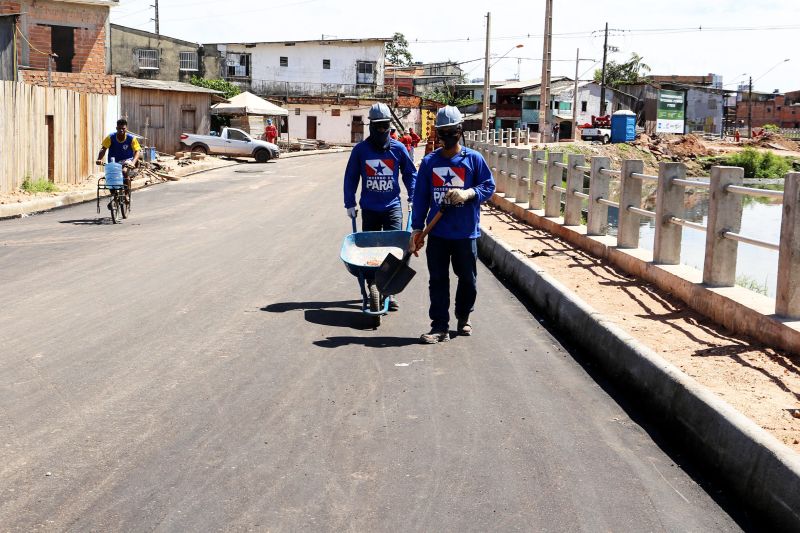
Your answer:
[656,90,685,133]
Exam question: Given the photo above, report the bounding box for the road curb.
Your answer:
[478,228,800,530]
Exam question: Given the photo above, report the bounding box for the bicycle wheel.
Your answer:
[109,191,121,224]
[119,193,127,219]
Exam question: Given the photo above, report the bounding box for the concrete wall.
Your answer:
[110,24,203,83]
[287,102,373,144]
[685,87,723,134]
[211,40,386,89]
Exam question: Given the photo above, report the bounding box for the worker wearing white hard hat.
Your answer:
[343,102,417,311]
[409,105,496,343]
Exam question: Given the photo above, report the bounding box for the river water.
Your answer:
[607,194,782,297]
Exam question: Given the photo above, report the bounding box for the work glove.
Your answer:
[408,230,424,256]
[346,207,357,219]
[445,188,476,205]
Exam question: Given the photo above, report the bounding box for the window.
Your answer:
[49,25,74,72]
[615,102,622,111]
[331,109,340,116]
[323,59,331,70]
[226,53,251,78]
[581,101,587,112]
[767,108,771,113]
[280,56,288,67]
[137,49,159,70]
[522,101,536,110]
[295,108,301,115]
[227,129,249,141]
[141,105,164,128]
[356,61,376,85]
[179,51,198,71]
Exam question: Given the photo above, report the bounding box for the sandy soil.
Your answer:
[482,204,800,452]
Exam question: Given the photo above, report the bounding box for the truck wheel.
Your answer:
[191,144,208,155]
[254,149,270,163]
[602,135,610,144]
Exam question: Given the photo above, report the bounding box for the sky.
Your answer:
[110,0,799,93]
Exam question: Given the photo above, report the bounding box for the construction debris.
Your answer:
[632,133,710,160]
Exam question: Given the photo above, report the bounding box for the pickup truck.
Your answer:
[580,127,611,144]
[180,127,280,163]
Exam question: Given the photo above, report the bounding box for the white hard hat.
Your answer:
[435,106,463,128]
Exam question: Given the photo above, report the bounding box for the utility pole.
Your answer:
[572,48,579,141]
[599,22,608,116]
[538,0,553,142]
[153,0,160,36]
[747,75,753,139]
[482,12,491,130]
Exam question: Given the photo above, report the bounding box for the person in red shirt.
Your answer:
[409,128,421,148]
[399,130,414,157]
[264,119,278,144]
[390,128,398,140]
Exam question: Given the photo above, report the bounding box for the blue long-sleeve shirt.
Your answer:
[411,147,495,240]
[343,139,416,211]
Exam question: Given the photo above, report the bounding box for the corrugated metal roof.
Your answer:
[522,79,575,96]
[497,78,542,90]
[206,37,392,46]
[119,78,222,94]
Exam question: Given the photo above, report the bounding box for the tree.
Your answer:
[385,32,413,66]
[594,53,651,88]
[422,85,477,107]
[190,76,241,100]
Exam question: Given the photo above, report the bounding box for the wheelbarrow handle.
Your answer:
[350,212,357,233]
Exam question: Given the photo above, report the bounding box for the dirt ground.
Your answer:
[481,204,800,452]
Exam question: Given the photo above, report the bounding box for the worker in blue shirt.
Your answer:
[343,102,416,310]
[409,106,496,343]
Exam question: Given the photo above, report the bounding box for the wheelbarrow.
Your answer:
[340,210,412,328]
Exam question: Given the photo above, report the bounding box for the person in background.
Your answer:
[96,118,141,194]
[409,106,496,344]
[264,119,278,144]
[390,128,398,140]
[399,129,414,161]
[343,103,417,311]
[552,121,560,141]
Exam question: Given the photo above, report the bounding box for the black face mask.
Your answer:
[439,130,461,149]
[368,125,390,150]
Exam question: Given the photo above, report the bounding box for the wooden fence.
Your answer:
[0,81,111,193]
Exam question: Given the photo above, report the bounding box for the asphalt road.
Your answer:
[0,154,744,531]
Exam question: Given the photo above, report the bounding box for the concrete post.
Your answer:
[617,159,645,248]
[506,128,513,147]
[777,173,800,318]
[506,147,520,199]
[515,145,532,205]
[564,153,586,226]
[515,129,521,146]
[653,162,687,264]
[529,150,546,210]
[498,129,504,145]
[703,166,744,286]
[545,152,564,218]
[496,146,507,194]
[587,156,611,235]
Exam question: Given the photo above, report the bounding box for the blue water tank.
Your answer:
[611,110,636,143]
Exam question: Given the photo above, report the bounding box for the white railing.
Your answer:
[463,131,800,320]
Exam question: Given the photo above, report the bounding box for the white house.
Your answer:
[204,37,391,96]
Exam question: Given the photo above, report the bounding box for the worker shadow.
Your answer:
[59,217,114,225]
[261,300,377,330]
[313,336,421,349]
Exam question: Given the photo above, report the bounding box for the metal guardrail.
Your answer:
[465,130,800,318]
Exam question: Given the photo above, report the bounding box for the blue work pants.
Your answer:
[361,205,403,232]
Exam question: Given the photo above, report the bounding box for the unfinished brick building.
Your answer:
[0,0,118,93]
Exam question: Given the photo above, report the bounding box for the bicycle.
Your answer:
[96,163,133,224]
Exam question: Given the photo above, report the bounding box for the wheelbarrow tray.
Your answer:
[340,230,411,278]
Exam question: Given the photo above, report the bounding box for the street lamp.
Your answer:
[490,44,524,69]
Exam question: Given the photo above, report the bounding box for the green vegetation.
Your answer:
[594,53,651,88]
[736,274,769,296]
[190,76,241,99]
[21,178,58,193]
[762,123,780,132]
[723,148,793,179]
[385,32,413,66]
[422,86,477,107]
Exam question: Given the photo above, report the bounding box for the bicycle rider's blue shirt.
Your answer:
[102,133,140,163]
[343,139,416,212]
[411,147,495,240]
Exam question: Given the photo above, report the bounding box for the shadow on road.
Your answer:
[59,218,113,225]
[262,300,361,313]
[313,335,421,348]
[263,300,382,330]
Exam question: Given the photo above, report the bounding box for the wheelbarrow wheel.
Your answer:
[368,283,382,327]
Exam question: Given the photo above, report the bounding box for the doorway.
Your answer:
[351,115,364,143]
[306,116,317,139]
[50,26,74,73]
[46,115,54,182]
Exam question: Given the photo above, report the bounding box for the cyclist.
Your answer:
[96,118,141,195]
